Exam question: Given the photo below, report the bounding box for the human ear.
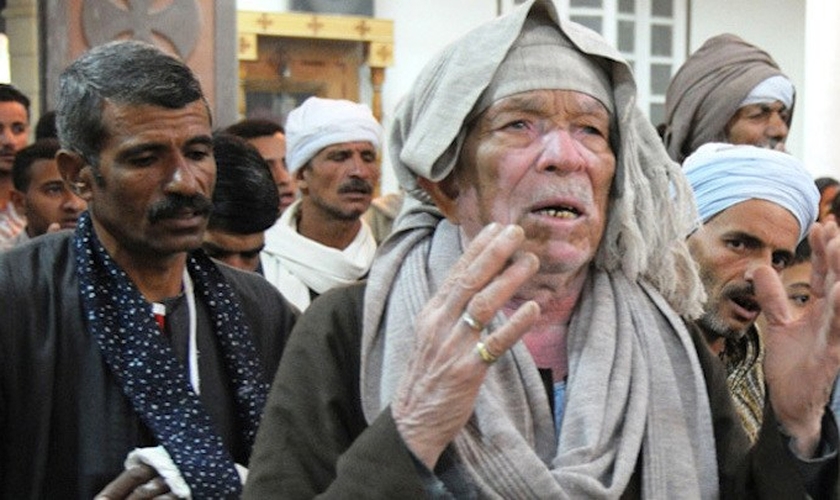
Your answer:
[9,189,26,214]
[56,150,94,201]
[417,176,460,224]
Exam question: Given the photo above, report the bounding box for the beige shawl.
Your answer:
[361,0,716,497]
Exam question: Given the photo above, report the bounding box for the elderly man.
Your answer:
[245,1,840,498]
[203,133,279,273]
[683,143,819,443]
[260,96,381,311]
[662,34,794,163]
[0,41,297,498]
[7,138,86,248]
[0,84,32,248]
[225,118,296,215]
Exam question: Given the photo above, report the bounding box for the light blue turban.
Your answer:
[684,143,819,242]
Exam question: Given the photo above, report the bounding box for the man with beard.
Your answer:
[260,97,381,311]
[7,138,86,248]
[0,84,31,249]
[684,143,819,443]
[0,41,296,498]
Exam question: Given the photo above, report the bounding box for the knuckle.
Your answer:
[468,293,493,319]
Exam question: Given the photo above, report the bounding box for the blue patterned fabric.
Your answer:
[73,212,268,497]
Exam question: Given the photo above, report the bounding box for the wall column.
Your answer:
[3,0,39,119]
[803,1,840,178]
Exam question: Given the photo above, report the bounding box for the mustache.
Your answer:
[722,282,761,311]
[147,194,213,223]
[337,178,373,195]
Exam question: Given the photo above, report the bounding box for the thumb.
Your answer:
[749,265,791,326]
[46,222,61,233]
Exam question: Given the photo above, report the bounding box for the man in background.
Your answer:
[225,118,296,215]
[203,133,279,273]
[683,143,819,442]
[0,84,31,248]
[260,97,381,311]
[7,138,86,248]
[662,34,794,163]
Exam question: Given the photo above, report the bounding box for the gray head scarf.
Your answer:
[662,34,792,163]
[389,0,703,316]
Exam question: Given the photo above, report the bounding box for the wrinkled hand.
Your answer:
[95,463,179,500]
[391,223,540,469]
[760,221,840,457]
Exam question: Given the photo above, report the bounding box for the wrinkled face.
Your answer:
[0,101,29,173]
[248,132,296,214]
[819,184,839,222]
[687,199,798,340]
[203,229,265,272]
[449,89,615,276]
[14,158,86,236]
[298,141,379,221]
[725,101,790,151]
[76,100,215,258]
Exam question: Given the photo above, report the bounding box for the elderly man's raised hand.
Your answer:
[391,223,540,470]
[759,220,840,457]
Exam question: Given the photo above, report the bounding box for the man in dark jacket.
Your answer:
[0,40,296,499]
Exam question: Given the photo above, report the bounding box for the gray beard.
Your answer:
[696,308,749,342]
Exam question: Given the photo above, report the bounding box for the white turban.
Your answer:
[284,97,383,173]
[739,75,794,109]
[684,142,818,242]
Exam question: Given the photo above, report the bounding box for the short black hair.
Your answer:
[0,83,31,120]
[12,138,61,192]
[791,238,811,266]
[815,176,839,193]
[208,133,279,234]
[225,118,284,140]
[35,110,57,140]
[56,40,207,167]
[831,190,840,220]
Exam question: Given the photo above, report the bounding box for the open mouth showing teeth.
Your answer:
[732,295,760,312]
[534,206,580,219]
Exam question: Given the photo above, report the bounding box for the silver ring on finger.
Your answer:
[461,311,485,332]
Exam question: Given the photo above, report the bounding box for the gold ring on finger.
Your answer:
[475,341,499,364]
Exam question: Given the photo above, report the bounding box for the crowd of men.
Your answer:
[2,0,840,497]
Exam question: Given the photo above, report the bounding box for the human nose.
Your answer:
[63,190,87,212]
[745,250,776,277]
[167,154,204,195]
[536,129,586,173]
[349,153,378,179]
[0,128,13,146]
[766,111,789,143]
[272,161,293,185]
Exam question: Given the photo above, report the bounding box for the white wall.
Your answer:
[373,1,496,192]
[803,0,840,179]
[688,0,809,171]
